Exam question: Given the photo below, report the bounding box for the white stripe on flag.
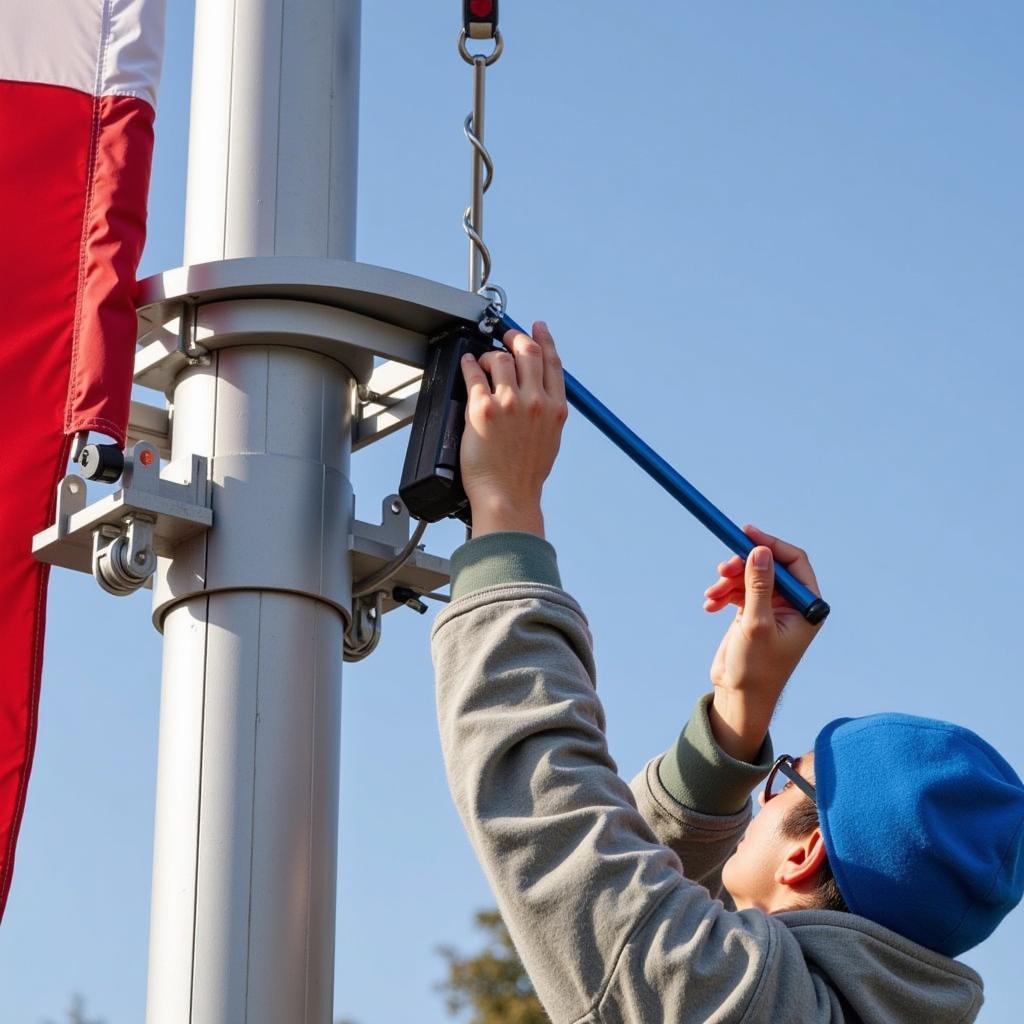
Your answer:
[0,0,165,107]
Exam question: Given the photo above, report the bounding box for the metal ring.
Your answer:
[479,284,507,315]
[458,29,504,66]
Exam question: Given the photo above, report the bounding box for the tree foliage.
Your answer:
[43,994,105,1024]
[437,910,548,1024]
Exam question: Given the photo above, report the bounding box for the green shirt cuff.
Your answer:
[449,532,562,601]
[658,693,775,815]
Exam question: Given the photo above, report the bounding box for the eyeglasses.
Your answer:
[764,754,817,805]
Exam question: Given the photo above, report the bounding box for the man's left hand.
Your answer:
[702,526,825,762]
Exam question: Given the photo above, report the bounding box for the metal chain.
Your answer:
[459,30,504,293]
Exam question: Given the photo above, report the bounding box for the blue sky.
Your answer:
[2,3,1022,1022]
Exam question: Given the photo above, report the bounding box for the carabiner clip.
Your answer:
[476,284,508,336]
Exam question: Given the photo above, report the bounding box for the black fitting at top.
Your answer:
[464,0,498,40]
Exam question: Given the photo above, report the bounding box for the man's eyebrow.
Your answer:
[795,754,817,784]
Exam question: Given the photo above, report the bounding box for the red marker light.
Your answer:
[464,0,498,40]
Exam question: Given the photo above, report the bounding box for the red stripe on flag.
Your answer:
[0,80,153,918]
[67,93,156,444]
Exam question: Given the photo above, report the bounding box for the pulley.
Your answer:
[92,514,158,596]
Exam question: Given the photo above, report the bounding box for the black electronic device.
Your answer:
[399,324,494,525]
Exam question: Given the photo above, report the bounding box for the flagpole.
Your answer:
[145,2,361,1021]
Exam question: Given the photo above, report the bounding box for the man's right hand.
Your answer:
[459,322,568,539]
[702,526,825,762]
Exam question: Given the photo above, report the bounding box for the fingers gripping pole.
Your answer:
[493,313,830,625]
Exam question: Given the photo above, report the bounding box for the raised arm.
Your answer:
[434,324,828,1022]
[633,527,825,896]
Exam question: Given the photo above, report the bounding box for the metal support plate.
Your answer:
[134,257,490,393]
[136,257,489,334]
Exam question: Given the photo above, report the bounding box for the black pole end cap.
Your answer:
[78,443,125,484]
[804,599,831,626]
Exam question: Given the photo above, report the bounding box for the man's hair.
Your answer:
[780,802,849,914]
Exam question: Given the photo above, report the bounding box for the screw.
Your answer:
[390,499,403,515]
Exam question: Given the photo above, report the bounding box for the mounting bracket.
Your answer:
[32,442,212,590]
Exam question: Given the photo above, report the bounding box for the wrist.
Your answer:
[709,687,775,764]
[469,494,545,539]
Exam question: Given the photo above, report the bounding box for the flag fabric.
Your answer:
[0,0,165,920]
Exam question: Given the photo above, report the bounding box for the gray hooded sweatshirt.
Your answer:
[431,534,985,1024]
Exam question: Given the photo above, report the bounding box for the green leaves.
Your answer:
[437,910,549,1024]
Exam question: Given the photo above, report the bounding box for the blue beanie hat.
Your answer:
[814,714,1024,957]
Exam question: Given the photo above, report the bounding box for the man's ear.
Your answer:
[774,827,829,889]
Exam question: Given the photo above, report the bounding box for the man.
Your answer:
[431,323,1024,1023]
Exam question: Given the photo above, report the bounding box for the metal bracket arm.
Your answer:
[348,495,450,615]
[126,400,171,459]
[32,442,213,585]
[354,361,423,452]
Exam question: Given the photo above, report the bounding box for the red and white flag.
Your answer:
[0,0,166,919]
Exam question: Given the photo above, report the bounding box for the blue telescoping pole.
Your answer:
[494,313,830,625]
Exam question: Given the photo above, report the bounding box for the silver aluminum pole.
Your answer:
[145,3,361,1022]
[469,56,486,292]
